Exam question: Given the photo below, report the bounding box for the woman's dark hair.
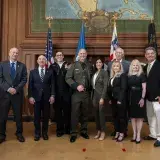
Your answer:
[94,57,104,71]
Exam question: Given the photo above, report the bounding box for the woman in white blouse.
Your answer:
[91,57,109,141]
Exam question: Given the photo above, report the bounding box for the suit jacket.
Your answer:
[108,73,127,103]
[91,69,108,99]
[65,61,92,91]
[144,60,160,101]
[28,68,55,101]
[108,59,130,75]
[0,61,27,94]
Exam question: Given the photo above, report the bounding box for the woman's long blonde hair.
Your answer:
[110,60,123,78]
[128,59,143,76]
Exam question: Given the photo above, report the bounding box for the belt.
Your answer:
[131,86,141,90]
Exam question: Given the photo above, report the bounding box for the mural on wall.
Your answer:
[45,0,153,20]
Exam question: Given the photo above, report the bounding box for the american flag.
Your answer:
[109,23,119,61]
[45,27,54,68]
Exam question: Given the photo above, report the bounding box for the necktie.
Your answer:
[147,64,151,76]
[40,68,44,82]
[11,62,16,80]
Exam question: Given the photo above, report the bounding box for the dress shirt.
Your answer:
[93,71,99,89]
[57,61,65,68]
[148,59,156,73]
[38,66,45,76]
[10,60,17,70]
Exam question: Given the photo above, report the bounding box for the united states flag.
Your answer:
[45,27,54,68]
[109,24,119,61]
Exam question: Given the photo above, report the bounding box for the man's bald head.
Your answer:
[78,48,87,62]
[9,47,19,62]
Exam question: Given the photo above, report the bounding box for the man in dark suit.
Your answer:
[50,51,71,137]
[0,47,27,144]
[28,55,55,141]
[143,47,160,147]
[107,47,130,75]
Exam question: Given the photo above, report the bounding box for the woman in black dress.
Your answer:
[128,59,146,143]
[108,61,127,142]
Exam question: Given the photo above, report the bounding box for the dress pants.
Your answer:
[111,99,127,133]
[146,100,160,141]
[55,92,71,133]
[71,91,90,136]
[0,93,23,139]
[92,90,106,132]
[34,96,50,136]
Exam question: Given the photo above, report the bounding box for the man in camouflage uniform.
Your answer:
[65,49,92,143]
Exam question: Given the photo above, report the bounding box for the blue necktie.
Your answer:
[11,62,16,80]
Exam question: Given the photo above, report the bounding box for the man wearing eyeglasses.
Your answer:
[50,52,71,137]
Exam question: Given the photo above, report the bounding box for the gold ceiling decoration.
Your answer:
[82,10,120,33]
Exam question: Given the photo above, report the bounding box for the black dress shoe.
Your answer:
[136,140,141,144]
[143,136,156,140]
[80,133,89,139]
[34,135,40,141]
[65,129,70,135]
[70,136,77,143]
[56,132,64,137]
[42,134,48,140]
[130,139,136,142]
[154,140,160,147]
[17,135,25,142]
[0,138,5,144]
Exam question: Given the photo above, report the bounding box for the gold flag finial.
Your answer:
[112,13,118,26]
[46,16,53,28]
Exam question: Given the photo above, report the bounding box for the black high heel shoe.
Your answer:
[136,139,141,144]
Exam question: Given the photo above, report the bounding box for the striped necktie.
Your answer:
[40,68,44,82]
[147,64,151,76]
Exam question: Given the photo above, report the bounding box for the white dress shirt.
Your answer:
[148,59,156,71]
[57,61,65,68]
[93,72,99,89]
[38,66,45,76]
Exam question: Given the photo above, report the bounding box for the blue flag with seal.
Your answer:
[76,22,86,61]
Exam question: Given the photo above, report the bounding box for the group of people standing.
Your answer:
[0,46,160,148]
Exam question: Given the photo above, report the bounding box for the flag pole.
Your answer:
[150,17,153,23]
[45,16,54,68]
[112,14,118,27]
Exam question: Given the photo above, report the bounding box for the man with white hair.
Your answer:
[28,55,55,141]
[0,47,27,144]
[108,47,130,74]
